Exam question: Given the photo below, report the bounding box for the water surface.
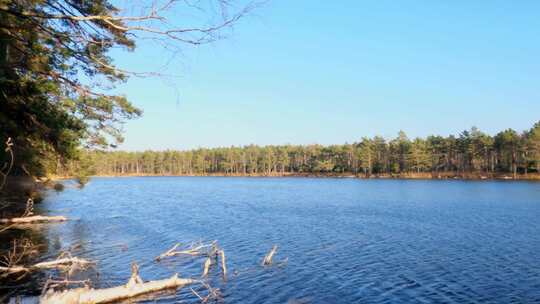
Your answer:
[15,177,540,303]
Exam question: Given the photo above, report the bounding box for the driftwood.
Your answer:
[0,198,67,224]
[40,273,195,304]
[1,239,92,280]
[41,278,92,296]
[201,246,227,278]
[0,239,37,274]
[157,241,228,281]
[219,250,227,278]
[0,215,67,224]
[34,240,233,303]
[0,257,92,276]
[31,257,91,270]
[201,257,212,277]
[126,262,144,286]
[155,243,181,261]
[155,241,217,261]
[262,245,278,266]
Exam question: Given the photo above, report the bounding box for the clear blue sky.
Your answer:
[111,0,540,151]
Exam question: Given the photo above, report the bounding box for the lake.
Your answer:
[6,177,540,303]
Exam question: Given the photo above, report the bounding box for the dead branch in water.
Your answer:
[201,257,212,277]
[35,240,229,303]
[154,242,180,261]
[190,281,223,303]
[0,223,16,233]
[155,241,217,261]
[0,239,37,278]
[157,241,227,281]
[41,276,92,295]
[0,248,92,279]
[190,287,205,302]
[0,215,67,224]
[126,261,143,287]
[0,240,92,280]
[219,250,227,279]
[200,244,229,279]
[33,257,92,271]
[40,268,194,304]
[0,199,68,224]
[262,245,278,266]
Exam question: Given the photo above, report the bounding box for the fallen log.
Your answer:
[0,215,67,224]
[40,273,194,304]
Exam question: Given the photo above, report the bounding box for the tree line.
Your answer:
[67,122,540,179]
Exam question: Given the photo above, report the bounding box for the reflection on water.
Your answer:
[2,177,540,303]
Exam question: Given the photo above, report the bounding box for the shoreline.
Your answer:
[56,172,540,181]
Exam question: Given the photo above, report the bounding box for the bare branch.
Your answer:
[155,241,217,261]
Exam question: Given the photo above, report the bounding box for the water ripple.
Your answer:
[13,177,540,303]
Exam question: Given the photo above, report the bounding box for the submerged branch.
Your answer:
[219,250,227,279]
[155,241,216,261]
[262,245,278,266]
[201,257,212,277]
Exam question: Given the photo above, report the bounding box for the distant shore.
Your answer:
[49,172,540,181]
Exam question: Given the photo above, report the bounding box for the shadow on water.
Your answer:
[0,222,49,300]
[0,179,94,303]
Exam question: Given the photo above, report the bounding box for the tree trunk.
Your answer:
[512,149,517,179]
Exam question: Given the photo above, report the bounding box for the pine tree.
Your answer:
[0,0,250,176]
[527,121,540,173]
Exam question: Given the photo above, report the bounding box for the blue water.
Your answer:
[25,178,540,302]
